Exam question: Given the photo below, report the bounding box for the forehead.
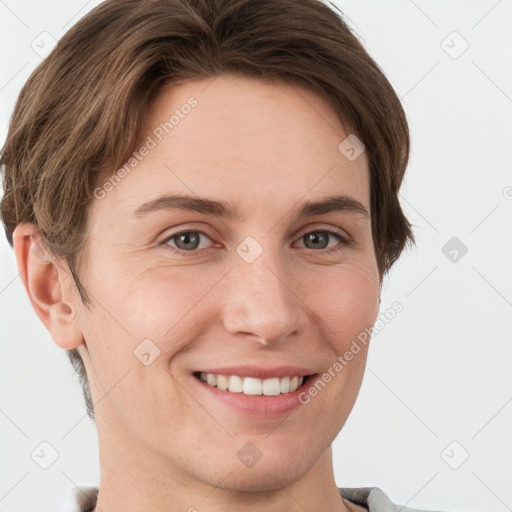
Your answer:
[93,74,370,222]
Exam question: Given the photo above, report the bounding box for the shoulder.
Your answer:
[339,486,452,512]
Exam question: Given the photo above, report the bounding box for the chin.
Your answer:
[208,461,310,493]
[204,437,319,491]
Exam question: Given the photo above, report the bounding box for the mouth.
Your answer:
[191,365,319,421]
[190,364,320,418]
[192,371,315,396]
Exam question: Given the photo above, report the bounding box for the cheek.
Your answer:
[81,245,379,375]
[301,262,380,349]
[124,268,221,338]
[76,266,209,393]
[91,261,215,339]
[77,269,199,430]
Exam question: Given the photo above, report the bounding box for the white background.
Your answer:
[1,0,511,511]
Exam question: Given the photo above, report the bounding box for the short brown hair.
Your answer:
[0,0,415,422]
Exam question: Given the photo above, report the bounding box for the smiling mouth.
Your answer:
[193,371,315,396]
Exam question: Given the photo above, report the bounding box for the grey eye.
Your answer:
[164,231,212,251]
[298,230,345,250]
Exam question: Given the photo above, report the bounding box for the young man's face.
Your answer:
[37,74,381,492]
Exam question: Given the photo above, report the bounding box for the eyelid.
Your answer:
[158,222,216,243]
[295,223,351,242]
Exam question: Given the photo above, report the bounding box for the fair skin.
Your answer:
[13,74,379,512]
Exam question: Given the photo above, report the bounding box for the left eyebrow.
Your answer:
[296,194,369,218]
[132,193,369,220]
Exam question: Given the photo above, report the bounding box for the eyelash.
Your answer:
[160,227,351,257]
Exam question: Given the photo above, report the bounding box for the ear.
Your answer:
[12,222,84,350]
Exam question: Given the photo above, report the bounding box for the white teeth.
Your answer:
[217,374,229,391]
[198,373,306,396]
[263,377,281,396]
[228,375,243,393]
[243,377,262,395]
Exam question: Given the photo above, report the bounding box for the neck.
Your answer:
[92,415,352,512]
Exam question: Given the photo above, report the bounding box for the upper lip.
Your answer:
[195,365,316,380]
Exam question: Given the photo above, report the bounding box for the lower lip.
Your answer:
[192,374,318,418]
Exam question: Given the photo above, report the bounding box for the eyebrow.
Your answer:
[133,193,369,220]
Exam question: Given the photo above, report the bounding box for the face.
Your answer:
[68,74,381,490]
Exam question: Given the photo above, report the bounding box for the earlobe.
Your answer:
[12,222,84,350]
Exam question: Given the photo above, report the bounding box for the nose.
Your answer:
[220,246,306,347]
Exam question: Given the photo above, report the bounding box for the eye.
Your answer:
[162,230,214,254]
[295,228,349,254]
[160,227,350,256]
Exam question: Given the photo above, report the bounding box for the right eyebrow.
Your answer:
[133,194,243,219]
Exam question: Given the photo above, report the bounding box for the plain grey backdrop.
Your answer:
[1,0,511,511]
